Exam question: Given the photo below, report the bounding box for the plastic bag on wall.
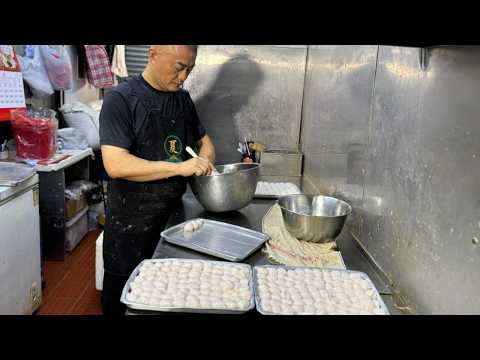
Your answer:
[39,45,73,90]
[17,45,54,98]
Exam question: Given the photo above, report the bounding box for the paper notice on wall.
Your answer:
[0,45,26,118]
[0,70,26,109]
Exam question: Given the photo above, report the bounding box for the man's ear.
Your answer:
[148,47,157,63]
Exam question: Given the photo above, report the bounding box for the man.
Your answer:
[99,45,215,315]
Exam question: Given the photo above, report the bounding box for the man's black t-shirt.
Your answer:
[99,74,206,158]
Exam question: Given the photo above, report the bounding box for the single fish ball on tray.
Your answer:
[184,221,195,232]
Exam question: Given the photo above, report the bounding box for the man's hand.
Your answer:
[198,156,216,175]
[178,157,215,177]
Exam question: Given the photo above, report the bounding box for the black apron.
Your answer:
[103,77,197,277]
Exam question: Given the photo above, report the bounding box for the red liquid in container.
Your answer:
[10,109,58,161]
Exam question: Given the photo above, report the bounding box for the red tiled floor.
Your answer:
[54,269,92,299]
[37,297,77,314]
[37,229,103,315]
[41,265,70,302]
[70,282,103,315]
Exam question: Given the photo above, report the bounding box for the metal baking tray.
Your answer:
[254,181,302,199]
[252,265,390,315]
[161,219,269,262]
[120,258,255,314]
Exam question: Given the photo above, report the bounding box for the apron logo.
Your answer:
[164,135,183,162]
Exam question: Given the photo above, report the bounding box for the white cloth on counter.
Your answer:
[262,204,346,269]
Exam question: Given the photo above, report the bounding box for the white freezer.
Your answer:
[0,175,42,314]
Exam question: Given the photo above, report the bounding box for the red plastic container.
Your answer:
[10,108,58,161]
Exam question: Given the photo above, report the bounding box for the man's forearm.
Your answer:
[124,172,175,182]
[198,147,215,163]
[197,135,216,163]
[104,149,180,181]
[124,167,181,182]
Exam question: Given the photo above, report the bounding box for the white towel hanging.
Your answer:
[111,45,128,79]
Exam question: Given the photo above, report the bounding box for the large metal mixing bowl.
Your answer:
[278,194,352,243]
[189,163,260,212]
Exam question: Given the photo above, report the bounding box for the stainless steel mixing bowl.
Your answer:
[278,194,352,243]
[189,163,260,212]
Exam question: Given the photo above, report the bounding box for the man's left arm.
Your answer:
[197,134,216,164]
[185,91,216,165]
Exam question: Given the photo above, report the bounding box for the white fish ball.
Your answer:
[200,300,211,308]
[191,220,199,231]
[184,222,195,232]
[126,293,138,302]
[271,305,283,314]
[170,299,183,308]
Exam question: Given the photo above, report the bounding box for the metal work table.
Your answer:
[126,188,402,315]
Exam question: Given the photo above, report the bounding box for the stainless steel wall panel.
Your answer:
[364,46,480,314]
[301,45,378,155]
[184,46,307,165]
[302,44,480,314]
[301,45,378,240]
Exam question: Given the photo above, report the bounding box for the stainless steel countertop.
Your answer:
[126,187,403,315]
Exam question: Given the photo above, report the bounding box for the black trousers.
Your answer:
[101,179,184,315]
[101,271,130,316]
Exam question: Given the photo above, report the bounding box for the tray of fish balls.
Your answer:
[161,218,269,262]
[253,265,390,315]
[120,258,255,314]
[254,181,302,199]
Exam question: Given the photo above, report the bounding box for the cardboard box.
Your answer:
[65,194,88,221]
